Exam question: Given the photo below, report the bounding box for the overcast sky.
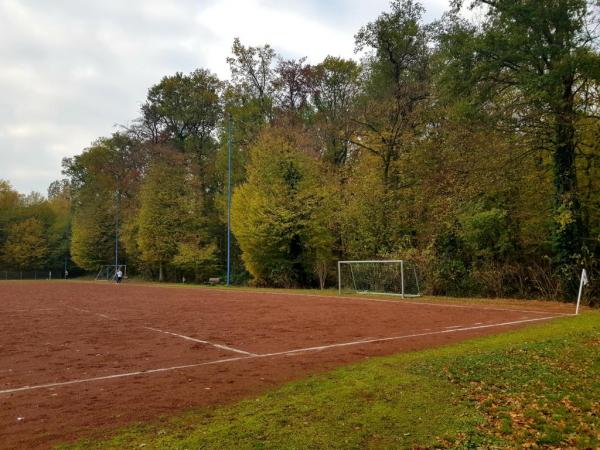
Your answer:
[0,0,451,195]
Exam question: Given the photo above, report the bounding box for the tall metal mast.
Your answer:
[226,116,232,286]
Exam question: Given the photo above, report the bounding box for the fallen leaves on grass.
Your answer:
[420,328,600,449]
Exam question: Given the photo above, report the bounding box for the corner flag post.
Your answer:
[576,268,588,315]
[226,116,232,287]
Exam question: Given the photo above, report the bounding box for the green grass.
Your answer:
[58,312,600,449]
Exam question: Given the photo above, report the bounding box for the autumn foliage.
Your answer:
[1,0,599,302]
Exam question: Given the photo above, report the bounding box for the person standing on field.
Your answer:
[115,268,123,284]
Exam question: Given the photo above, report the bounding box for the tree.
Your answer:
[140,69,223,165]
[273,57,314,113]
[353,0,431,186]
[45,179,71,270]
[70,199,115,270]
[64,133,145,271]
[227,38,277,121]
[0,180,22,251]
[136,149,204,281]
[2,218,49,270]
[171,241,217,282]
[438,0,600,290]
[311,56,362,166]
[231,127,334,287]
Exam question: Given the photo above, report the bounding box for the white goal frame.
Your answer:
[95,264,127,281]
[337,260,421,298]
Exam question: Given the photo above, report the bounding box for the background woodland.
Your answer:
[1,0,599,303]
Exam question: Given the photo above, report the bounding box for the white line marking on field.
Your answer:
[206,288,573,317]
[257,315,563,357]
[95,313,118,320]
[67,306,118,321]
[0,308,57,314]
[143,326,257,356]
[445,325,462,329]
[66,306,253,356]
[0,314,566,395]
[0,355,253,395]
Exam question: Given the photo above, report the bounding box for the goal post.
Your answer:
[95,264,127,281]
[337,260,421,297]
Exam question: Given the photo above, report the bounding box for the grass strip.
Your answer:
[59,312,599,449]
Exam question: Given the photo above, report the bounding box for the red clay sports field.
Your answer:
[0,281,574,448]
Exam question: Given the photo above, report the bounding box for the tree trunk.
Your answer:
[552,87,584,293]
[159,261,164,282]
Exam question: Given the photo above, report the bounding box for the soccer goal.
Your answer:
[95,265,127,281]
[338,260,421,297]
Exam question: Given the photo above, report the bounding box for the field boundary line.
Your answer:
[58,281,575,316]
[257,315,563,357]
[0,308,57,314]
[0,315,566,396]
[143,326,257,356]
[0,355,254,395]
[209,288,574,317]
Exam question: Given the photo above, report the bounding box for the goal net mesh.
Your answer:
[95,265,127,281]
[338,260,420,297]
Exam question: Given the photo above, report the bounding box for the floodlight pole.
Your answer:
[226,116,232,287]
[115,187,120,270]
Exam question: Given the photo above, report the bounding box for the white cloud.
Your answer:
[0,0,451,194]
[196,0,355,74]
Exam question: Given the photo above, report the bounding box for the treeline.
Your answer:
[1,0,599,302]
[0,180,70,273]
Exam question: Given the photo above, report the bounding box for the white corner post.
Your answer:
[575,268,588,315]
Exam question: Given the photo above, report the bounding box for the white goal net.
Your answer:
[95,265,127,281]
[338,260,421,297]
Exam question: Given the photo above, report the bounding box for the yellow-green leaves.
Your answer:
[2,218,49,270]
[232,128,335,287]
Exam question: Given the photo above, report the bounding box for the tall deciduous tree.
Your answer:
[273,57,314,113]
[140,69,222,162]
[2,218,49,270]
[312,56,362,166]
[0,180,22,250]
[227,38,276,121]
[232,127,334,287]
[354,0,431,186]
[438,0,600,289]
[136,149,209,281]
[64,133,145,271]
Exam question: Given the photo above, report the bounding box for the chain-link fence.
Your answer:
[0,270,66,280]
